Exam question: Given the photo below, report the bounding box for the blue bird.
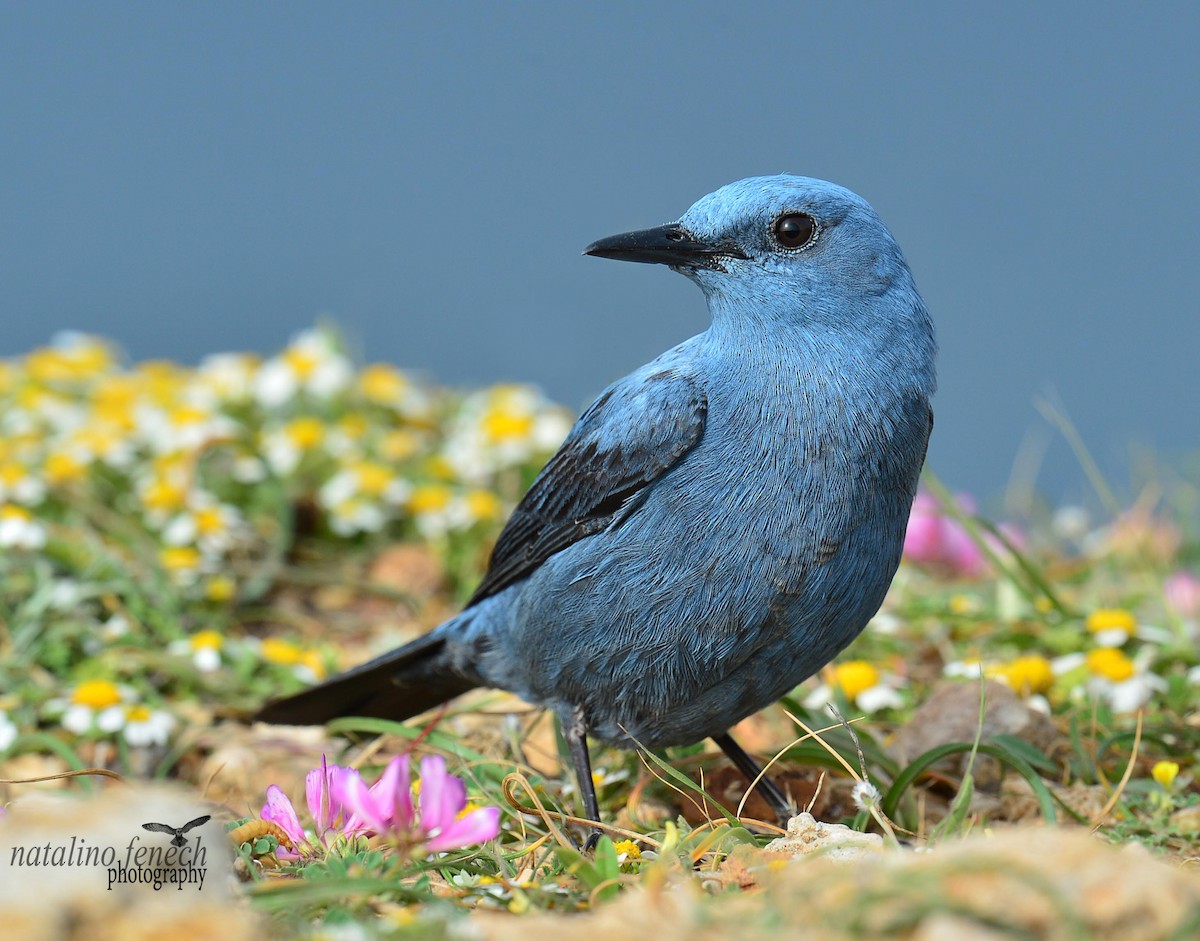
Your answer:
[257,175,936,837]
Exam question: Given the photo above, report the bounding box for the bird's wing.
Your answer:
[180,814,211,833]
[141,822,176,834]
[466,367,707,606]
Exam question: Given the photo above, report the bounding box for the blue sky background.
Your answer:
[2,3,1196,506]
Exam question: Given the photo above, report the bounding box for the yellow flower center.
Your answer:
[205,576,236,602]
[482,409,535,442]
[424,456,457,480]
[409,484,452,514]
[282,347,319,378]
[168,404,208,426]
[190,630,224,651]
[300,650,326,680]
[161,546,201,571]
[91,377,140,426]
[0,463,29,487]
[71,680,123,709]
[125,704,152,723]
[382,430,420,461]
[142,479,188,513]
[831,661,879,701]
[997,655,1054,696]
[359,364,408,402]
[44,452,87,484]
[285,417,326,450]
[354,462,394,498]
[465,490,502,521]
[0,504,33,523]
[261,637,302,666]
[1086,608,1136,637]
[338,413,369,440]
[1086,648,1135,682]
[194,506,226,535]
[612,839,641,859]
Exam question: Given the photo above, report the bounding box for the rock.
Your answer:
[764,812,884,861]
[889,680,1060,789]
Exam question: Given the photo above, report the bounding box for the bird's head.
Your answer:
[585,175,925,333]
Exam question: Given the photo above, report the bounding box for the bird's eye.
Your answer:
[772,212,817,250]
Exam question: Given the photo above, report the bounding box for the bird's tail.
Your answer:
[254,629,477,726]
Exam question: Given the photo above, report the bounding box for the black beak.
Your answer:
[583,223,746,269]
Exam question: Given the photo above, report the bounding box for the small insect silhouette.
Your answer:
[141,814,212,847]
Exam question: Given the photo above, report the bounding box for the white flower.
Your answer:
[254,330,353,407]
[0,505,47,550]
[121,706,175,748]
[161,492,245,557]
[0,711,18,753]
[0,463,46,506]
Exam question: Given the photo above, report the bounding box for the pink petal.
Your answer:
[418,755,466,836]
[903,511,944,563]
[338,770,388,835]
[1166,571,1200,618]
[307,755,354,837]
[425,806,501,853]
[261,784,306,845]
[368,755,413,830]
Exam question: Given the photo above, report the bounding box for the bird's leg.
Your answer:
[712,732,795,824]
[564,705,603,851]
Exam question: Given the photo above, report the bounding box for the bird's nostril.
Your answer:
[664,227,685,242]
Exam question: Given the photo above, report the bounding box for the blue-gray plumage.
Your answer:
[257,175,936,830]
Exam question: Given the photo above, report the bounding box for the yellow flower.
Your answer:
[996,655,1054,696]
[136,361,187,407]
[71,680,123,709]
[465,490,503,522]
[338,413,370,441]
[1152,760,1179,790]
[425,455,457,480]
[1086,608,1136,637]
[192,505,226,537]
[1085,648,1135,683]
[612,839,641,860]
[353,461,396,498]
[282,345,319,379]
[482,409,535,443]
[382,429,421,461]
[161,546,201,571]
[948,594,976,616]
[91,375,140,428]
[0,504,34,524]
[830,661,879,702]
[43,451,88,485]
[409,484,453,514]
[190,630,223,651]
[205,576,236,603]
[261,637,303,666]
[26,336,114,383]
[285,416,326,450]
[359,364,410,404]
[124,704,152,724]
[299,650,326,681]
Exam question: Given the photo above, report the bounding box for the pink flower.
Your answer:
[260,753,501,861]
[306,754,355,837]
[261,784,308,858]
[260,754,362,857]
[1165,571,1200,619]
[417,755,502,853]
[340,753,414,836]
[903,491,1023,578]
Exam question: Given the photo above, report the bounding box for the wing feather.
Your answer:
[467,369,706,605]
